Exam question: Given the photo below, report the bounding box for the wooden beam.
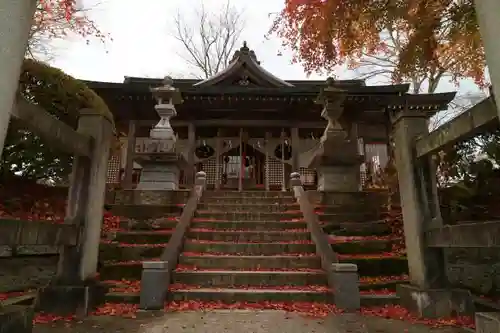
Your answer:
[415,97,498,158]
[136,119,327,128]
[0,219,79,246]
[12,97,93,157]
[425,221,500,248]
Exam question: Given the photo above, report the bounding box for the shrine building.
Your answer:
[85,43,454,191]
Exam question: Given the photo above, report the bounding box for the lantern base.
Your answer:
[135,153,185,190]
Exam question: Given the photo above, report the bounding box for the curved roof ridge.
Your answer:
[193,42,294,88]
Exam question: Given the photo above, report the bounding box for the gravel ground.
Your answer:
[32,311,470,333]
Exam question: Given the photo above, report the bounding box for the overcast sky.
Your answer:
[49,0,483,98]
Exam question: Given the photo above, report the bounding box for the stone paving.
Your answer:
[32,310,470,333]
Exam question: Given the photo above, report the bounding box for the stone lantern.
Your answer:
[309,78,364,192]
[135,76,186,190]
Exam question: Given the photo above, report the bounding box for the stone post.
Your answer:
[331,263,360,312]
[474,0,500,113]
[37,109,114,315]
[0,0,37,160]
[390,109,471,318]
[135,77,185,190]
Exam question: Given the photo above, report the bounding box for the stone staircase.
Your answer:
[99,189,408,307]
[170,190,329,303]
[313,191,408,303]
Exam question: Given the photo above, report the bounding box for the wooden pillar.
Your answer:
[0,0,37,160]
[123,120,136,189]
[187,123,196,185]
[215,128,222,190]
[265,132,270,191]
[281,129,286,191]
[238,128,243,192]
[291,127,299,172]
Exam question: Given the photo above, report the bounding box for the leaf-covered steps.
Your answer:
[316,193,409,300]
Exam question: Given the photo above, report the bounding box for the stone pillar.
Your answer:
[123,120,136,189]
[0,0,37,160]
[390,110,464,318]
[474,0,500,112]
[135,77,185,191]
[37,109,114,315]
[291,127,299,172]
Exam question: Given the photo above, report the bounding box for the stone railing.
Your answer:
[390,96,500,328]
[139,171,207,310]
[289,172,360,311]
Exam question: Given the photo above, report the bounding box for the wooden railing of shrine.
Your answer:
[391,95,500,323]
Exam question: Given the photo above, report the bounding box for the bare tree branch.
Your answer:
[170,0,245,79]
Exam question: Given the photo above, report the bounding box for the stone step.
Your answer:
[326,220,391,236]
[118,218,178,230]
[203,191,294,198]
[331,239,394,254]
[105,290,399,307]
[108,204,183,220]
[99,262,144,280]
[111,230,173,244]
[191,220,308,231]
[99,243,163,262]
[310,191,389,206]
[179,254,322,270]
[316,205,387,215]
[195,211,302,222]
[202,197,296,205]
[170,288,330,303]
[317,212,385,223]
[340,256,409,277]
[170,289,399,306]
[187,230,311,242]
[173,270,326,287]
[184,241,316,255]
[198,203,295,213]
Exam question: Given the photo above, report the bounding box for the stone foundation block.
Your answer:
[139,260,170,310]
[476,312,500,333]
[397,284,474,318]
[331,263,360,312]
[317,166,360,192]
[0,305,34,333]
[36,280,108,316]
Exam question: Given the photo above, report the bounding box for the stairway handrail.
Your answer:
[289,172,339,288]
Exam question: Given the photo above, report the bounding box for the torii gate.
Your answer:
[0,0,500,160]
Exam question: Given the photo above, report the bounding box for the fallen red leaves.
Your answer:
[174,264,323,273]
[279,218,305,222]
[189,228,308,232]
[181,251,317,257]
[105,279,141,293]
[168,283,330,292]
[359,275,409,284]
[338,252,404,259]
[329,235,394,243]
[186,239,313,244]
[31,301,475,329]
[0,291,31,301]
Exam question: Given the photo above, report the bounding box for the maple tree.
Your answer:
[30,0,107,59]
[269,0,486,87]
